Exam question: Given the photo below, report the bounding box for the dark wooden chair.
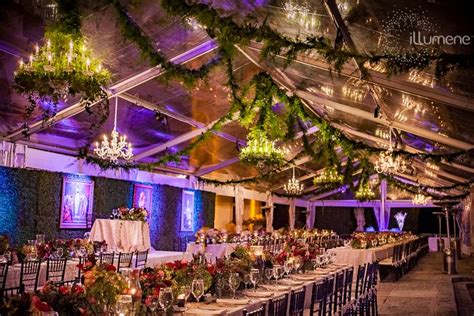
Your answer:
[0,262,9,298]
[5,259,42,294]
[333,269,346,313]
[99,252,115,266]
[243,303,266,316]
[308,280,326,316]
[135,250,148,268]
[117,252,134,272]
[343,267,354,306]
[269,293,289,316]
[322,275,335,316]
[290,287,306,316]
[46,258,67,283]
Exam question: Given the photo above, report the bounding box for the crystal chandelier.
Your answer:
[239,129,286,168]
[374,127,407,174]
[94,97,133,163]
[413,193,431,205]
[284,167,304,195]
[283,1,319,30]
[313,166,344,186]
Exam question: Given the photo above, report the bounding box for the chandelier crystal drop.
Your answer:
[412,193,431,205]
[94,97,133,163]
[284,167,304,196]
[374,126,407,174]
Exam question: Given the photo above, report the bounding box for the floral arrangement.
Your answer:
[0,235,9,253]
[80,261,127,313]
[243,214,266,229]
[32,282,87,315]
[350,231,415,249]
[19,238,94,260]
[195,227,229,244]
[118,207,148,222]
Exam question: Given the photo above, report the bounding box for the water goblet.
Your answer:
[56,247,64,258]
[191,279,205,302]
[249,268,259,292]
[243,273,250,290]
[146,295,159,315]
[273,264,282,288]
[159,287,174,312]
[228,273,241,299]
[264,268,273,284]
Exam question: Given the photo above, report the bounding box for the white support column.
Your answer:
[289,198,296,230]
[380,179,388,231]
[306,201,316,229]
[234,186,245,233]
[264,191,274,233]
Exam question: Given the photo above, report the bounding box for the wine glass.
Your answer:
[182,285,191,302]
[116,294,133,315]
[284,260,293,277]
[273,265,282,288]
[112,208,118,219]
[265,268,273,284]
[147,295,159,314]
[243,273,250,290]
[249,269,259,292]
[191,279,205,302]
[159,287,174,312]
[228,273,240,299]
[56,247,64,258]
[294,257,302,273]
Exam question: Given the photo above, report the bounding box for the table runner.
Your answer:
[90,219,151,252]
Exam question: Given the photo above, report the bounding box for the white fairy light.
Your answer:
[374,126,407,174]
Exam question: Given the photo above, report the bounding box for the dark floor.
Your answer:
[378,252,474,316]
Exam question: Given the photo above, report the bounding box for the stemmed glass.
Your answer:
[56,247,64,258]
[159,287,174,312]
[243,273,250,290]
[284,260,293,278]
[116,294,133,315]
[273,265,282,289]
[112,208,118,219]
[191,279,205,302]
[249,269,259,292]
[265,268,273,284]
[182,285,191,302]
[293,257,302,274]
[228,273,241,299]
[147,295,159,315]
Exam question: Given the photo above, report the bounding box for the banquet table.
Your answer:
[183,264,349,316]
[90,219,150,252]
[4,259,78,290]
[328,239,416,268]
[186,243,237,261]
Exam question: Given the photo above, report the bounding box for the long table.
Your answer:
[328,238,417,268]
[184,264,350,316]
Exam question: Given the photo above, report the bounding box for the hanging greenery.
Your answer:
[13,0,110,137]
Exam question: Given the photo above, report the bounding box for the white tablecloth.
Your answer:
[5,260,78,289]
[90,219,151,252]
[428,237,449,252]
[329,243,397,269]
[186,243,237,260]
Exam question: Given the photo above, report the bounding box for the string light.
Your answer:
[355,182,376,200]
[413,193,431,205]
[94,97,133,163]
[284,167,304,196]
[313,166,344,185]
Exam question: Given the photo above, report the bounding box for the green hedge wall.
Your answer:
[0,166,215,248]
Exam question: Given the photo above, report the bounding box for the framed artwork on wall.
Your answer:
[133,184,153,213]
[60,177,94,229]
[181,190,194,232]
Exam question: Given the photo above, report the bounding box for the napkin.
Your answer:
[280,279,304,286]
[260,284,291,291]
[186,308,226,315]
[243,290,274,298]
[216,298,250,305]
[290,274,317,281]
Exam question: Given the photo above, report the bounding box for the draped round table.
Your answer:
[90,219,151,252]
[186,243,237,261]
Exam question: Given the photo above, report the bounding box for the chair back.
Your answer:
[20,260,42,292]
[343,266,354,304]
[269,293,289,316]
[243,303,266,316]
[46,258,67,283]
[100,252,115,266]
[135,250,149,268]
[0,262,9,297]
[290,287,306,316]
[310,280,326,315]
[354,263,366,299]
[117,252,134,272]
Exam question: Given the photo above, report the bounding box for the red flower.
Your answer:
[71,284,85,295]
[32,296,52,312]
[207,264,216,275]
[105,264,116,272]
[152,287,161,296]
[58,285,70,295]
[165,262,175,269]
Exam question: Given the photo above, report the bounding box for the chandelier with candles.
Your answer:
[313,166,344,186]
[284,167,304,196]
[239,129,286,168]
[15,32,109,104]
[355,182,376,200]
[412,193,431,205]
[374,126,407,175]
[94,97,133,163]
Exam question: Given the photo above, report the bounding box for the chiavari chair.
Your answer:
[46,257,67,283]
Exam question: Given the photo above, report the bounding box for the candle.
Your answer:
[47,39,51,51]
[86,57,90,71]
[47,52,52,64]
[19,59,24,68]
[29,55,34,67]
[67,54,72,66]
[35,44,39,55]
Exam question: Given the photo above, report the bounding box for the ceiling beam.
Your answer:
[297,90,473,151]
[119,93,246,147]
[6,40,218,142]
[194,157,241,177]
[311,199,436,208]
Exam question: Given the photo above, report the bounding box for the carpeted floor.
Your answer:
[378,252,474,316]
